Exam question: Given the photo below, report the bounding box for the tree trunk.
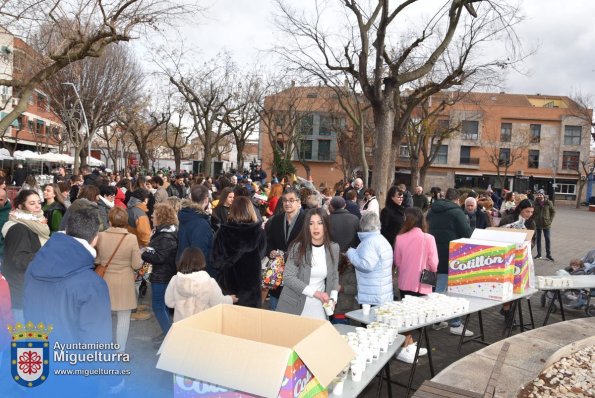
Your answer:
[420,166,428,188]
[370,102,395,207]
[410,158,420,189]
[358,123,369,187]
[236,141,245,172]
[576,179,586,209]
[174,148,182,174]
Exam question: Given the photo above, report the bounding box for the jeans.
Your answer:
[435,273,461,327]
[151,283,171,334]
[330,317,350,325]
[268,296,279,311]
[535,228,551,256]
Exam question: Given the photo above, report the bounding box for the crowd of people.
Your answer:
[0,163,556,375]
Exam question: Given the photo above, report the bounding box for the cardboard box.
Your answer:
[157,305,355,398]
[448,238,516,301]
[480,228,534,293]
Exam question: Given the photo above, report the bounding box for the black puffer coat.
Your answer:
[380,201,405,248]
[211,221,267,308]
[142,225,178,284]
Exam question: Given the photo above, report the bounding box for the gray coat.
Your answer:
[276,241,340,316]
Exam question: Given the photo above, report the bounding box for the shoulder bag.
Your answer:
[419,234,437,287]
[95,234,127,278]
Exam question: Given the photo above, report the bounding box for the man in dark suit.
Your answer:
[264,187,305,310]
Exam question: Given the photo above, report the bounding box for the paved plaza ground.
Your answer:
[1,204,593,397]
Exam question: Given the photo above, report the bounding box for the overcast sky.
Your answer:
[145,0,595,99]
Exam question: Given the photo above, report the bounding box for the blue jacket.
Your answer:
[346,230,393,305]
[176,202,213,271]
[23,232,112,344]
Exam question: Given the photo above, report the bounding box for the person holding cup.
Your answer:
[276,208,339,319]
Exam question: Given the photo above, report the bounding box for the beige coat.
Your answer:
[96,227,142,311]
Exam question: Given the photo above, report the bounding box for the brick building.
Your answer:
[259,86,593,202]
[0,28,64,154]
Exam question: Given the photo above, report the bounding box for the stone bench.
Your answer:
[429,318,595,397]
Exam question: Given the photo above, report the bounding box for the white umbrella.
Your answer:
[0,148,12,160]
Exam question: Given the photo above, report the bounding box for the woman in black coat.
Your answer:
[380,185,406,248]
[211,196,266,308]
[142,203,178,340]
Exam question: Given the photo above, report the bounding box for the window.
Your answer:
[554,183,576,195]
[461,120,478,140]
[435,119,450,134]
[28,120,34,131]
[319,115,333,136]
[500,123,512,142]
[399,145,410,158]
[459,145,478,165]
[433,145,448,164]
[564,125,581,145]
[562,151,579,170]
[298,114,314,135]
[528,150,539,168]
[499,148,510,166]
[318,140,331,161]
[298,140,313,159]
[530,124,541,143]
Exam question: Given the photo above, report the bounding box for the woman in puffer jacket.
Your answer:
[141,204,178,343]
[165,247,236,322]
[346,212,394,306]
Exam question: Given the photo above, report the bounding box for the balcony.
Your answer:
[459,157,480,166]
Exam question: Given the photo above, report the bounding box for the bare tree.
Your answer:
[163,101,192,173]
[274,0,524,204]
[44,44,144,173]
[118,101,169,171]
[482,127,531,189]
[222,72,264,172]
[0,0,201,136]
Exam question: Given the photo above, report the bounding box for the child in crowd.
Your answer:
[164,247,237,322]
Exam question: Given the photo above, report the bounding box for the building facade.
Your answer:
[260,87,593,202]
[0,28,64,153]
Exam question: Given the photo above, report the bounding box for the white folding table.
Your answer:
[538,275,595,325]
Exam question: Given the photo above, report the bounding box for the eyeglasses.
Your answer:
[282,198,298,204]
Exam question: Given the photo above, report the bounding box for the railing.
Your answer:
[460,157,480,165]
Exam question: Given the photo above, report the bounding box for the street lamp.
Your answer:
[62,82,91,167]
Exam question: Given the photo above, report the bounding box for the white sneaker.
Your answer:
[450,325,474,337]
[396,347,416,364]
[408,342,428,357]
[432,321,448,330]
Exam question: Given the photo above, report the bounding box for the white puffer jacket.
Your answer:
[164,271,233,322]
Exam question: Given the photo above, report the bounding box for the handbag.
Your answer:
[95,234,127,278]
[261,255,285,289]
[419,234,437,287]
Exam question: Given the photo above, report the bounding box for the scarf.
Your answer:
[8,209,51,246]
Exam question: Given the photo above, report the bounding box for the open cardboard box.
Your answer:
[157,304,355,398]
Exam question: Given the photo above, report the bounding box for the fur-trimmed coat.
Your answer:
[211,221,267,308]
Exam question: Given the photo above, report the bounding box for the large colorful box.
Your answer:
[157,305,355,398]
[475,228,535,294]
[448,238,516,301]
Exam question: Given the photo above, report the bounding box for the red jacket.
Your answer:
[114,188,127,209]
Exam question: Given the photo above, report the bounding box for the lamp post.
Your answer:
[62,82,90,168]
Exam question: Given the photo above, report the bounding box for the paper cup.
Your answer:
[332,380,344,395]
[323,302,334,316]
[362,304,371,316]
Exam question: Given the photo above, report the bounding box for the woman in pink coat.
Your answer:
[394,207,438,363]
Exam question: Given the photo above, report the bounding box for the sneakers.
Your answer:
[396,347,416,364]
[130,311,152,321]
[546,255,555,262]
[534,255,542,260]
[432,321,449,330]
[409,342,428,357]
[450,325,474,337]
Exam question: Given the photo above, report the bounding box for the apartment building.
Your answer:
[259,87,593,201]
[0,28,64,153]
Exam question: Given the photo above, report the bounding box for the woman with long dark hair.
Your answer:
[394,207,438,363]
[276,208,340,319]
[42,183,66,233]
[211,196,266,308]
[380,185,405,248]
[2,190,50,323]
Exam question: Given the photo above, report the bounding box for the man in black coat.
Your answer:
[12,163,27,186]
[328,196,360,253]
[427,188,473,336]
[264,187,305,310]
[344,189,362,219]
